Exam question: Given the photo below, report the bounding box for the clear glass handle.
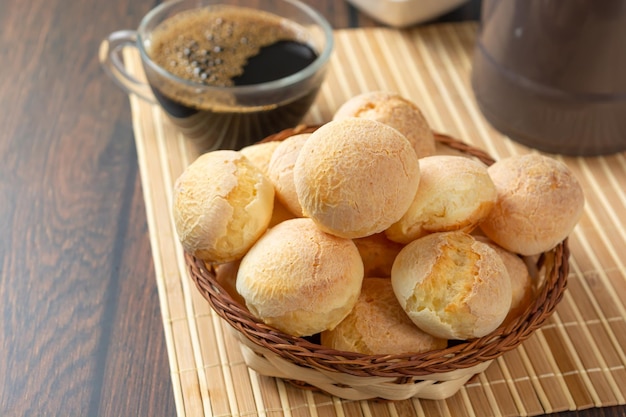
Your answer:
[98,30,155,103]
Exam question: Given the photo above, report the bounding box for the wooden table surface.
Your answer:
[1,0,624,416]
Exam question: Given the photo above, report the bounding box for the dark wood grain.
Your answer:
[0,0,623,416]
[0,0,172,416]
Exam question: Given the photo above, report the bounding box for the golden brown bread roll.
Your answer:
[267,133,311,217]
[294,118,421,239]
[391,231,512,340]
[386,155,497,244]
[240,140,281,178]
[321,278,447,355]
[475,236,534,325]
[236,218,364,337]
[173,150,274,263]
[480,154,585,256]
[333,91,436,158]
[267,199,296,228]
[353,232,404,278]
[240,140,296,227]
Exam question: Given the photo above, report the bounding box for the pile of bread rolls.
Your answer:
[173,91,585,355]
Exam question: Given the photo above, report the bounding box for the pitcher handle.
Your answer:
[99,30,155,103]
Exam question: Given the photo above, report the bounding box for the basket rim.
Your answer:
[185,126,570,378]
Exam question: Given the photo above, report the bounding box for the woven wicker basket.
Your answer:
[186,126,570,401]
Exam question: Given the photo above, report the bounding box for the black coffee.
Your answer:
[146,6,322,151]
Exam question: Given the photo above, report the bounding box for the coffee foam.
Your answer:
[149,6,306,87]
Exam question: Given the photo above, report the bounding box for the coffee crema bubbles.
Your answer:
[144,5,324,151]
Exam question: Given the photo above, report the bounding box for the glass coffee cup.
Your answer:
[100,0,333,151]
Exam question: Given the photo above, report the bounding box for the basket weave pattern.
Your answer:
[185,126,570,400]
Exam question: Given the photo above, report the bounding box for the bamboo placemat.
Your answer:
[124,22,626,417]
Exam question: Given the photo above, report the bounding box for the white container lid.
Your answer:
[346,0,469,27]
